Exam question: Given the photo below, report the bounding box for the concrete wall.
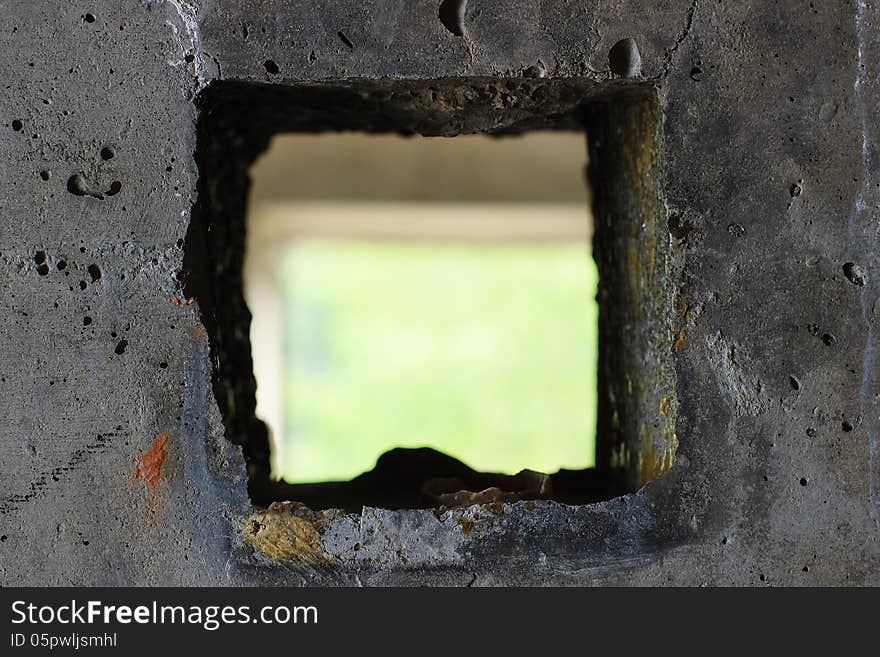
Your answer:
[1,0,878,585]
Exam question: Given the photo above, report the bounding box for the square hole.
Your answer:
[183,78,677,513]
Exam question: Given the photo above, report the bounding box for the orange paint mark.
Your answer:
[170,295,196,306]
[135,430,169,489]
[674,328,688,352]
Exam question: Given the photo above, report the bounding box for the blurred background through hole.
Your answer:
[244,132,597,483]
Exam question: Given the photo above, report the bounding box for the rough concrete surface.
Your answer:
[1,0,878,585]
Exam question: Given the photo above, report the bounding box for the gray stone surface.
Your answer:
[1,0,878,585]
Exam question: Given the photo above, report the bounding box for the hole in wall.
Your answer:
[183,79,676,511]
[439,0,467,37]
[34,250,50,276]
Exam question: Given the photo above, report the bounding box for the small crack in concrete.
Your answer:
[654,0,700,80]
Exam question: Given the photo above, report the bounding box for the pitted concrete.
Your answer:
[1,0,878,586]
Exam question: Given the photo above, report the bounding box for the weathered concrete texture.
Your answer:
[1,0,879,585]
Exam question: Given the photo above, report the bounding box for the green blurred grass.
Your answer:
[276,241,598,482]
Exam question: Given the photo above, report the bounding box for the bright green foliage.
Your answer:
[276,241,598,482]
